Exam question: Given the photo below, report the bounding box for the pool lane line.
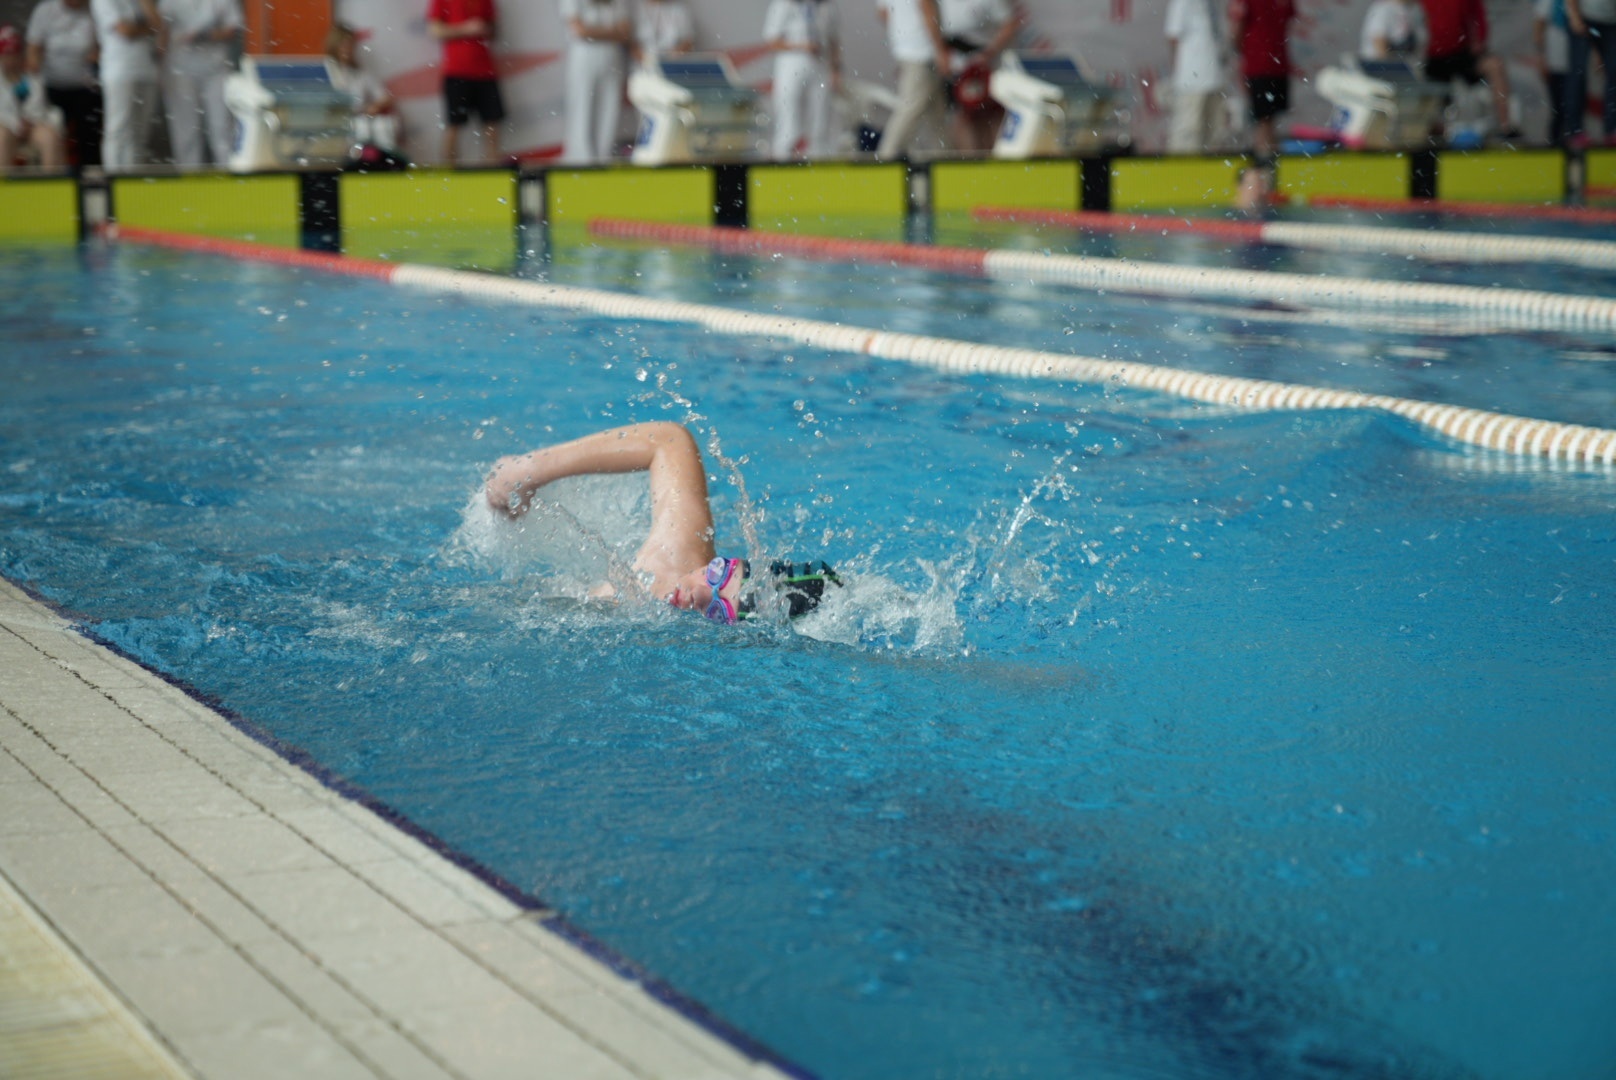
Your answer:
[588,218,1616,333]
[1303,195,1616,225]
[107,223,403,280]
[977,208,1268,244]
[113,225,1616,468]
[972,206,1616,270]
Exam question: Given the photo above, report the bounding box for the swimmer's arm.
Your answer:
[485,422,712,521]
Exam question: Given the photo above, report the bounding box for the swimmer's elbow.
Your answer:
[641,420,692,441]
[643,420,699,454]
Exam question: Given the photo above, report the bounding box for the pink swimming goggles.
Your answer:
[699,556,747,625]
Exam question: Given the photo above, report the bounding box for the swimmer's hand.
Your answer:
[485,452,545,517]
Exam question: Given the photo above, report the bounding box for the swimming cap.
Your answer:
[737,560,842,620]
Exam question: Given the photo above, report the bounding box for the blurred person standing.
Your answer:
[1566,0,1616,142]
[157,0,241,166]
[2,23,67,170]
[559,0,632,164]
[428,0,503,164]
[89,0,160,170]
[25,0,101,166]
[939,0,1024,152]
[764,0,841,159]
[1164,0,1227,153]
[1536,0,1572,142]
[874,0,950,159]
[1228,0,1293,159]
[634,0,694,62]
[1420,0,1519,138]
[1359,0,1427,60]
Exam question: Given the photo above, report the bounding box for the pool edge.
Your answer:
[0,572,810,1080]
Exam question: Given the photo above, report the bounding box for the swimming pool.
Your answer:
[3,230,1615,1078]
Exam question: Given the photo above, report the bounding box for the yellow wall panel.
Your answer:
[0,179,79,242]
[342,169,517,229]
[342,226,517,272]
[113,175,298,241]
[1278,153,1408,201]
[931,160,1079,213]
[747,216,908,241]
[1111,157,1247,210]
[546,168,714,224]
[1585,148,1616,192]
[1437,150,1565,203]
[749,164,907,218]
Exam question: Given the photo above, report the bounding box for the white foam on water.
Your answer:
[790,559,966,653]
[305,599,407,650]
[450,475,653,602]
[440,448,1111,656]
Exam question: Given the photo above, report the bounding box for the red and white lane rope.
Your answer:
[110,225,1616,468]
[589,219,1616,333]
[1304,195,1616,225]
[973,207,1616,270]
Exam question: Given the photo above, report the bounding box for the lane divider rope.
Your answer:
[588,218,1616,332]
[973,206,1616,270]
[1303,195,1616,225]
[110,225,1616,468]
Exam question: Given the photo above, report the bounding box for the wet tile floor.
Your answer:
[0,577,787,1080]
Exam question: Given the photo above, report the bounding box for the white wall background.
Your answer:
[335,0,1545,163]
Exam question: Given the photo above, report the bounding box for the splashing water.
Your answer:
[450,474,651,603]
[445,440,1110,658]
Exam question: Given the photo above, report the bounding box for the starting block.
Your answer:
[990,52,1130,159]
[629,53,763,165]
[224,56,355,172]
[1314,59,1448,150]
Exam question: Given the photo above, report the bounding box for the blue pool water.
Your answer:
[3,233,1616,1079]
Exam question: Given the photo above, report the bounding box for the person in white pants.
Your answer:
[1163,0,1228,154]
[158,0,241,166]
[875,0,950,160]
[560,0,631,165]
[764,0,840,159]
[90,0,159,170]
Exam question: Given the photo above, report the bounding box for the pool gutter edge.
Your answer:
[0,572,809,1080]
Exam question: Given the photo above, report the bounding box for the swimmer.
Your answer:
[484,422,839,623]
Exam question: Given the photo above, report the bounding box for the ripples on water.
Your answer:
[3,245,1615,1078]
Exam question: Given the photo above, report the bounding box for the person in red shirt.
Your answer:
[428,0,503,164]
[1420,0,1518,138]
[1229,0,1295,160]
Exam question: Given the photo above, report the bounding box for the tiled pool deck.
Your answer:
[0,577,791,1080]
